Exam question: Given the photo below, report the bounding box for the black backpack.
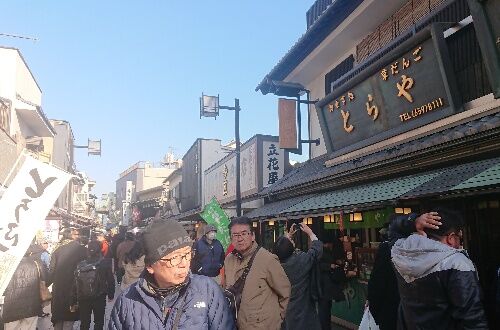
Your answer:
[75,260,104,300]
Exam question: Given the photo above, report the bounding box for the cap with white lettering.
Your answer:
[142,220,192,265]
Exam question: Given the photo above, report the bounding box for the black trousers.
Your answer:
[318,298,332,330]
[79,295,106,330]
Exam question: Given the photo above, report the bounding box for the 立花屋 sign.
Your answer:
[317,26,461,153]
[0,155,72,297]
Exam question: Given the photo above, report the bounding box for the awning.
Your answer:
[400,157,500,199]
[245,195,316,220]
[283,170,443,216]
[249,157,500,219]
[163,207,202,223]
[16,104,55,137]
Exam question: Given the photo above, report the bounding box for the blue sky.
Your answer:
[1,1,312,196]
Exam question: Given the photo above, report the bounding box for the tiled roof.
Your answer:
[400,157,500,199]
[264,112,500,196]
[284,170,442,214]
[250,156,500,220]
[245,195,315,220]
[256,0,363,93]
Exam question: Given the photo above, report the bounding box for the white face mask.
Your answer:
[206,232,217,240]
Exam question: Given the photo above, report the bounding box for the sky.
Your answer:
[1,1,313,196]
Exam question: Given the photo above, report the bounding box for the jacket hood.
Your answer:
[391,234,474,283]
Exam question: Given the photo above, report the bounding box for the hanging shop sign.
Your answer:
[204,135,287,205]
[316,25,461,153]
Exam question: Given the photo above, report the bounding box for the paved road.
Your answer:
[37,284,120,330]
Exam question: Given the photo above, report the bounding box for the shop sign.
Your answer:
[204,142,257,204]
[317,27,461,152]
[204,136,286,204]
[262,142,285,187]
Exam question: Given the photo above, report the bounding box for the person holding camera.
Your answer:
[273,222,323,330]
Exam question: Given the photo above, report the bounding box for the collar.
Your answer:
[232,242,258,261]
[142,271,190,299]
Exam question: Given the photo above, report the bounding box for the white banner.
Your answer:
[0,155,72,297]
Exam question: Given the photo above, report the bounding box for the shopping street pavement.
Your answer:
[37,283,119,330]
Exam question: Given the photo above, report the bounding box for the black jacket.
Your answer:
[2,256,46,323]
[47,240,87,323]
[72,256,115,303]
[368,214,417,330]
[392,234,488,330]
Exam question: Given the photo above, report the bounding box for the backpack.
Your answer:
[75,260,104,300]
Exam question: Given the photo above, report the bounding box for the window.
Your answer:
[325,55,355,95]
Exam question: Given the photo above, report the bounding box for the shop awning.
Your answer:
[252,157,500,219]
[245,195,316,220]
[400,157,500,199]
[282,170,443,216]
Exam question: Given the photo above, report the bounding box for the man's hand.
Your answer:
[415,212,442,236]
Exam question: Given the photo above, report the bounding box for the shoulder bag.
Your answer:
[224,246,260,321]
[34,261,52,302]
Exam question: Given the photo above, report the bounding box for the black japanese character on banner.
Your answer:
[0,167,57,253]
[268,172,279,185]
[25,169,56,198]
[15,199,31,223]
[267,157,279,171]
[267,144,279,156]
[4,223,19,247]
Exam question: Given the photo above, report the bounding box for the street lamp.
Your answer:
[200,93,242,217]
[74,139,102,156]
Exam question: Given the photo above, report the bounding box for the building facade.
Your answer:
[116,161,178,226]
[0,47,55,187]
[254,0,499,327]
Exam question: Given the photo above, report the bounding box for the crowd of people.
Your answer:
[0,207,496,329]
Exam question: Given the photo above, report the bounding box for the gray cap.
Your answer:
[204,224,217,235]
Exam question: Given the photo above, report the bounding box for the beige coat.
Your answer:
[224,242,291,330]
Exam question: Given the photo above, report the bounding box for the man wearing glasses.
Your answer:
[391,207,488,329]
[224,216,291,330]
[109,220,234,329]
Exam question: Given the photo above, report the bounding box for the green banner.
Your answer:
[200,197,231,250]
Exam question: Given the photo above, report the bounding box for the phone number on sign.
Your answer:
[399,97,444,122]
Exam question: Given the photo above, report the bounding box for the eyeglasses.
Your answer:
[158,251,192,267]
[231,231,252,239]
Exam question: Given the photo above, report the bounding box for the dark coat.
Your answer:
[280,240,323,330]
[318,244,346,301]
[368,241,399,330]
[108,273,235,329]
[191,236,225,277]
[47,240,87,323]
[2,256,46,323]
[392,234,488,330]
[72,256,116,304]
